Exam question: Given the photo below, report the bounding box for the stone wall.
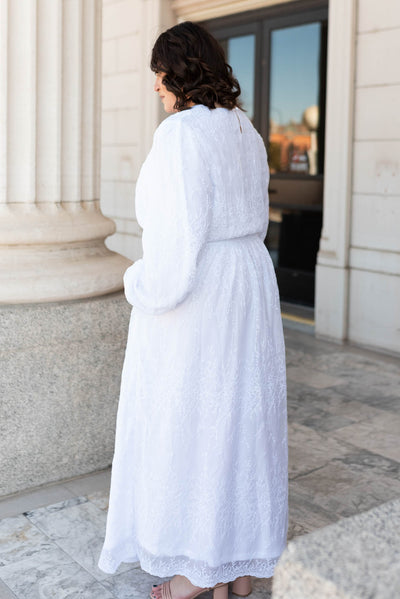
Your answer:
[348,0,400,354]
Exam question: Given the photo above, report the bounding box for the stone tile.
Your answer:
[101,567,169,599]
[337,382,400,413]
[332,413,400,462]
[286,366,344,390]
[24,498,104,582]
[251,576,273,599]
[283,329,339,357]
[288,422,351,480]
[288,490,338,540]
[284,346,305,367]
[291,461,400,519]
[335,369,400,397]
[285,344,400,380]
[288,441,330,481]
[24,496,135,582]
[62,469,111,497]
[24,496,89,518]
[0,546,114,599]
[334,449,400,482]
[319,396,386,425]
[0,580,17,599]
[0,484,76,519]
[300,412,356,433]
[288,386,387,432]
[293,461,363,497]
[87,489,109,511]
[286,378,311,400]
[287,395,355,432]
[287,398,324,425]
[0,514,52,567]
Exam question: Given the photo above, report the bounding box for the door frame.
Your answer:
[197,0,357,338]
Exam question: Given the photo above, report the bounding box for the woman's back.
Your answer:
[156,104,270,243]
[131,105,272,315]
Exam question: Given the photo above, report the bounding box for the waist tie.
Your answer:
[207,233,261,244]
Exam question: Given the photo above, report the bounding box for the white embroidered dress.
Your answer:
[98,104,288,587]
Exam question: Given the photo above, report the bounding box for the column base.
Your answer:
[0,202,132,303]
[0,242,131,303]
[0,292,131,497]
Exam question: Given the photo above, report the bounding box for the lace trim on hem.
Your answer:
[98,544,281,587]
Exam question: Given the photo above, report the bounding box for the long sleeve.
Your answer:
[257,133,270,242]
[123,116,211,315]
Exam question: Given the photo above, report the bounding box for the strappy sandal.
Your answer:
[150,579,229,599]
[231,576,252,596]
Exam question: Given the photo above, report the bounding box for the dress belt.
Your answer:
[207,233,261,244]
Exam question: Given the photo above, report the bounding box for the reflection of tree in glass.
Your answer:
[268,142,281,173]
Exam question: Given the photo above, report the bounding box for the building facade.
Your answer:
[0,0,398,496]
[101,0,400,356]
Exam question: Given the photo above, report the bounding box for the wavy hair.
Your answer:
[150,21,241,111]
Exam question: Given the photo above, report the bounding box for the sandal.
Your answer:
[231,576,252,597]
[150,578,229,599]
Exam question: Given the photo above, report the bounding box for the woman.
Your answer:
[98,21,288,599]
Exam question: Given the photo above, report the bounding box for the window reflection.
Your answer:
[226,34,255,120]
[269,23,321,175]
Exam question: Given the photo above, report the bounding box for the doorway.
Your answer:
[203,1,328,306]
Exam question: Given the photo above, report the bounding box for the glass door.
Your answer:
[216,21,261,131]
[221,33,256,121]
[203,2,328,306]
[264,18,327,306]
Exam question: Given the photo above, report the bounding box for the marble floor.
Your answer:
[0,326,399,599]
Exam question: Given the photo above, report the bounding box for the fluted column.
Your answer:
[0,0,130,303]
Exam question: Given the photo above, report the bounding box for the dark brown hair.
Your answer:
[150,21,241,111]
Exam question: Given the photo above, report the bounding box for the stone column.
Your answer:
[0,0,130,303]
[0,0,132,497]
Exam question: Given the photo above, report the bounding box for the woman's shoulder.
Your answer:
[153,104,261,148]
[153,108,197,141]
[153,106,215,153]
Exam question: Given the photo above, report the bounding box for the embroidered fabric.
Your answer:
[99,543,281,587]
[98,105,288,587]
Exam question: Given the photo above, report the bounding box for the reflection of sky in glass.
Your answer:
[227,35,255,120]
[270,23,320,125]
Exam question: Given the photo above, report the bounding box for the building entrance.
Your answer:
[203,1,328,306]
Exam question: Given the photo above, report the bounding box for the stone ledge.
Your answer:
[273,498,400,598]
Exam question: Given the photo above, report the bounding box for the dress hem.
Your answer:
[98,544,284,587]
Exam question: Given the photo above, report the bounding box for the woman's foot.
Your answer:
[231,576,252,596]
[151,575,205,599]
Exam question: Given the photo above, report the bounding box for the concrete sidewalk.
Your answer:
[0,326,399,598]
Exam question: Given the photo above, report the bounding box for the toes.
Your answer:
[150,584,162,599]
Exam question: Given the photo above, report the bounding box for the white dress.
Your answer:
[98,104,288,587]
